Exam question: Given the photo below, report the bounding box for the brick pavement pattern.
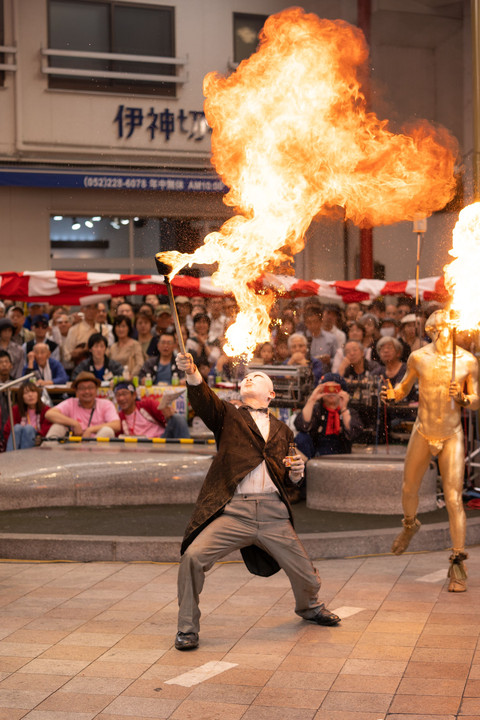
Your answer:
[0,548,478,718]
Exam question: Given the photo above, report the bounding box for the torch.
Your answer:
[155,258,186,355]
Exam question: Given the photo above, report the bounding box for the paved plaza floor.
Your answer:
[0,547,478,719]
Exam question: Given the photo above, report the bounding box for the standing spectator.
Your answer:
[224,297,238,325]
[175,296,194,333]
[50,312,74,375]
[63,300,110,367]
[322,305,346,348]
[96,301,114,345]
[109,296,126,318]
[154,305,174,339]
[0,301,5,319]
[23,343,68,386]
[0,350,14,451]
[358,313,380,361]
[139,333,183,385]
[396,296,415,320]
[24,303,48,330]
[4,381,51,451]
[45,371,120,439]
[304,308,338,370]
[400,313,426,355]
[345,302,362,322]
[24,315,60,361]
[114,381,190,439]
[135,312,157,359]
[294,373,361,458]
[0,318,24,378]
[143,294,160,310]
[109,316,144,378]
[385,302,398,320]
[71,333,123,382]
[8,306,34,345]
[186,313,221,369]
[207,297,226,342]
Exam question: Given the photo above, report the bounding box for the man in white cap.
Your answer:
[173,351,340,651]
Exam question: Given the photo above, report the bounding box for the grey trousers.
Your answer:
[177,492,323,633]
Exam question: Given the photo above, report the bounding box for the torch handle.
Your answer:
[165,279,186,355]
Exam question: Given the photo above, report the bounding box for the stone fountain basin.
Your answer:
[306,451,437,514]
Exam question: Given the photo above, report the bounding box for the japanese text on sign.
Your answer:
[114,105,211,142]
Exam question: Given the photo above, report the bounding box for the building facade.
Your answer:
[0,0,470,285]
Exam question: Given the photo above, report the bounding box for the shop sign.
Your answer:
[114,105,211,142]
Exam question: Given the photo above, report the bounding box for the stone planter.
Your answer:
[306,452,437,514]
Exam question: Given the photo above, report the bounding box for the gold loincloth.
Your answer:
[416,422,461,456]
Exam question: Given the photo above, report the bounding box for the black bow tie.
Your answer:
[241,405,269,414]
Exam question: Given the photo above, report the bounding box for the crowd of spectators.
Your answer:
[0,292,443,454]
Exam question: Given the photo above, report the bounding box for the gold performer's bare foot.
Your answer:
[448,550,468,592]
[391,517,421,555]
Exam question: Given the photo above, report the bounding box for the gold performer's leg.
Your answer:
[391,428,430,555]
[437,435,468,591]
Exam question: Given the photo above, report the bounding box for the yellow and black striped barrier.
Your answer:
[44,436,216,445]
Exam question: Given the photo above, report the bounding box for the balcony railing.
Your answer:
[0,46,17,72]
[41,48,187,84]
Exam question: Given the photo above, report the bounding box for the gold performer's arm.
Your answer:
[385,355,418,404]
[449,357,480,411]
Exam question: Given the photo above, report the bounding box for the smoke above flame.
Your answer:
[444,202,480,331]
[157,7,458,358]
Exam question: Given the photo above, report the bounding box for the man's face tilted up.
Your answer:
[239,372,275,408]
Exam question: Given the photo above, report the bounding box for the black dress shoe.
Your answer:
[175,631,199,650]
[305,605,340,626]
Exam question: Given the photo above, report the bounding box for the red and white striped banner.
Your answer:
[0,270,448,305]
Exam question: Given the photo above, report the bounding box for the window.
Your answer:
[233,13,267,65]
[50,215,224,274]
[46,1,178,96]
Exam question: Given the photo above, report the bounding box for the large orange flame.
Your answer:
[157,7,458,358]
[444,202,480,331]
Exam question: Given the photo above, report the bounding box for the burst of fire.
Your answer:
[157,7,458,359]
[444,202,480,332]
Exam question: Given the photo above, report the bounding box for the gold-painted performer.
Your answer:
[382,310,479,592]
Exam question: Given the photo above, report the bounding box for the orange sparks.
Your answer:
[444,202,480,331]
[157,7,458,359]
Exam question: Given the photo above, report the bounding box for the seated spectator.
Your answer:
[304,307,338,370]
[0,318,24,378]
[338,340,381,380]
[63,300,110,367]
[0,350,14,451]
[8,305,34,345]
[71,333,123,382]
[24,315,60,361]
[139,333,183,385]
[109,315,144,378]
[114,381,190,439]
[274,338,290,364]
[376,336,416,401]
[50,312,74,374]
[4,380,51,451]
[186,313,221,369]
[285,332,323,383]
[294,373,362,458]
[45,371,121,439]
[23,342,68,386]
